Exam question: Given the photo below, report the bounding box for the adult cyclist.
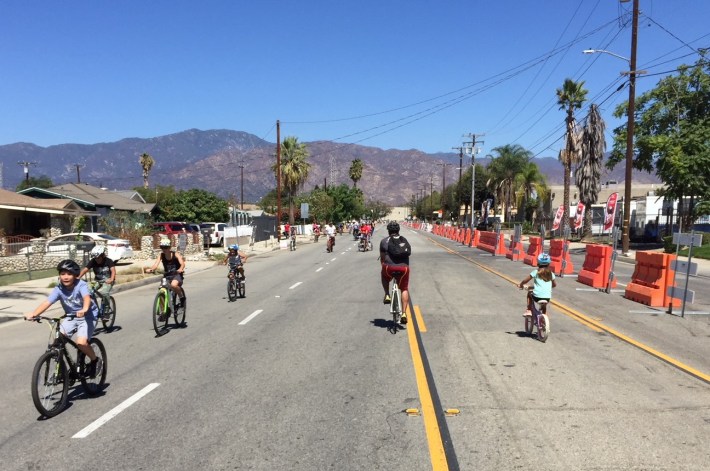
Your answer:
[79,246,116,313]
[380,221,411,324]
[146,237,187,307]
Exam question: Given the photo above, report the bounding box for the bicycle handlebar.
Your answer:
[27,313,77,323]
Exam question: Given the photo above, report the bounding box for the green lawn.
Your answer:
[678,244,710,259]
[0,269,57,287]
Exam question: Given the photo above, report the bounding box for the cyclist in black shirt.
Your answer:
[79,245,116,308]
[146,237,186,306]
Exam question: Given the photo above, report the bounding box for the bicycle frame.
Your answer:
[524,288,549,342]
[41,316,87,379]
[157,278,174,315]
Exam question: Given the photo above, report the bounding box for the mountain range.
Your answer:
[0,128,659,205]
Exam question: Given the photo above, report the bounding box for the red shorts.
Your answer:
[381,264,409,291]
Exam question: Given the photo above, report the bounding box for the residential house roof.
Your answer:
[19,183,155,213]
[0,188,95,215]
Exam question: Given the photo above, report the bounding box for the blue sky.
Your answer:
[1,0,708,158]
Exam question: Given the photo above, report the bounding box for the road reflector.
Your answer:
[445,409,460,416]
[405,408,420,416]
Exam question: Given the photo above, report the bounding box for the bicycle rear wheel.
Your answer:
[391,287,401,325]
[152,289,169,336]
[31,350,69,418]
[227,278,237,301]
[524,314,534,334]
[80,338,107,395]
[101,296,117,331]
[174,294,186,327]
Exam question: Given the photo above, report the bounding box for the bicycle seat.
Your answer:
[538,300,548,306]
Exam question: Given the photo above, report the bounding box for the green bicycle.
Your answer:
[152,276,186,336]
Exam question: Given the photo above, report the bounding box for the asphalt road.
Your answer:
[1,228,709,470]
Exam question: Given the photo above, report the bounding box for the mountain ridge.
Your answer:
[0,128,660,205]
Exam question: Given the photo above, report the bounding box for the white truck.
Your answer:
[199,222,227,247]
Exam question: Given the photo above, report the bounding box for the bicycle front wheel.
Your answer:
[538,314,549,343]
[238,279,246,298]
[31,350,69,418]
[80,338,107,395]
[227,279,237,301]
[174,294,186,327]
[153,289,169,336]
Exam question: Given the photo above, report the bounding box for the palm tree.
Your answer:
[139,153,155,189]
[486,144,533,224]
[556,78,588,234]
[272,136,310,224]
[576,103,606,239]
[515,162,546,223]
[349,159,363,189]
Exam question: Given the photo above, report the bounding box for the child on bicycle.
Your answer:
[79,245,116,313]
[146,237,187,306]
[25,259,102,377]
[223,244,247,280]
[519,253,557,316]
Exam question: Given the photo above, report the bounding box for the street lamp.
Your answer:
[582,0,640,254]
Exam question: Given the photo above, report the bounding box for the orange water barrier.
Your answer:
[477,231,505,256]
[523,236,543,267]
[577,244,617,289]
[624,251,680,307]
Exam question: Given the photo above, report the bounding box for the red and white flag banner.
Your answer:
[603,192,619,232]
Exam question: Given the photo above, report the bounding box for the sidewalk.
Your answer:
[0,237,290,324]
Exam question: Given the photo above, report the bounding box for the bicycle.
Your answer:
[289,233,296,251]
[523,287,550,342]
[227,269,245,302]
[89,281,116,332]
[28,314,107,418]
[152,275,187,336]
[326,235,335,253]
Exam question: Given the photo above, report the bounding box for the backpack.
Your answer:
[387,236,411,260]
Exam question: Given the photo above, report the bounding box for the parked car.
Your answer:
[152,221,189,235]
[18,232,134,261]
[200,222,227,246]
[185,223,201,234]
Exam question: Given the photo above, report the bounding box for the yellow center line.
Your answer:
[426,235,710,384]
[406,307,449,470]
[414,305,427,332]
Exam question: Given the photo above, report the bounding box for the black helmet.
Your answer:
[56,259,80,276]
[387,221,400,234]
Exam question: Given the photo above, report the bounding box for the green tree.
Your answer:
[272,136,310,225]
[457,163,489,224]
[307,187,335,223]
[324,184,363,222]
[16,175,54,191]
[365,199,392,220]
[609,57,710,228]
[160,188,229,222]
[515,162,546,223]
[139,153,155,189]
[486,144,533,224]
[556,78,588,233]
[349,159,364,189]
[576,103,606,239]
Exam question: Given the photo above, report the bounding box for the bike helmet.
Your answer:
[90,245,106,258]
[537,253,552,266]
[56,259,81,276]
[387,221,400,234]
[229,244,239,251]
[159,237,171,248]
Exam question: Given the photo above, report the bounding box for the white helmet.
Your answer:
[90,246,106,258]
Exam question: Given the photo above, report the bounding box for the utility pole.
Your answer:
[17,161,37,183]
[437,163,450,219]
[452,146,464,222]
[463,134,484,227]
[430,176,434,223]
[621,0,640,255]
[239,164,245,210]
[74,164,83,183]
[276,120,281,232]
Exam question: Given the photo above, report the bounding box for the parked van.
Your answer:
[153,221,189,235]
[200,222,227,247]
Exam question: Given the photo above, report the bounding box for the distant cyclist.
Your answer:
[325,222,336,252]
[146,237,187,307]
[519,253,557,316]
[380,221,412,324]
[223,244,248,280]
[79,246,116,310]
